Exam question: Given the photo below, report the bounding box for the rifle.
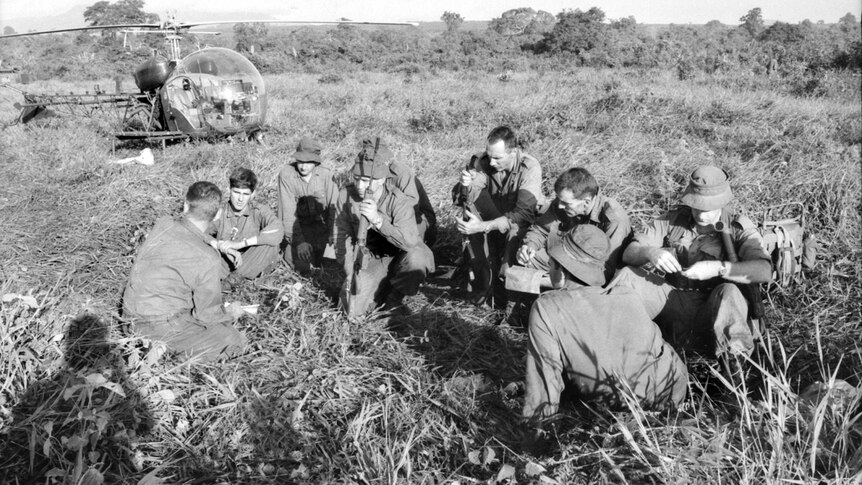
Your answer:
[346,138,380,311]
[718,223,766,320]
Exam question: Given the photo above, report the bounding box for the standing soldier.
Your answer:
[214,167,284,290]
[611,165,772,361]
[277,136,340,274]
[334,139,435,317]
[517,167,632,284]
[454,125,543,308]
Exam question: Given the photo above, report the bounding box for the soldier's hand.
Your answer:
[460,170,473,187]
[649,248,682,273]
[218,240,245,252]
[456,210,485,235]
[224,248,243,267]
[297,242,313,262]
[359,200,382,226]
[681,261,722,280]
[517,245,536,265]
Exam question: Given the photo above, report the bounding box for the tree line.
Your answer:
[2,3,860,86]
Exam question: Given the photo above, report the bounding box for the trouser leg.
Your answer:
[234,244,280,279]
[133,316,246,363]
[387,244,435,303]
[707,283,753,357]
[341,254,391,317]
[525,247,551,273]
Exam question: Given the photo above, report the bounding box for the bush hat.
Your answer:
[680,165,733,211]
[292,136,322,164]
[352,137,392,179]
[547,224,610,287]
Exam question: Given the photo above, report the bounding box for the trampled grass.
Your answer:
[0,67,859,484]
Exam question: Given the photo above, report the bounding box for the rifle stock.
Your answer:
[349,138,380,302]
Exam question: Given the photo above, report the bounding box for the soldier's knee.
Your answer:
[402,244,434,272]
[714,283,746,304]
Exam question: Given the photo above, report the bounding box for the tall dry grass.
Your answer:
[0,66,859,483]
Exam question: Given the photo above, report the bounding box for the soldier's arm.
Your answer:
[191,258,232,324]
[724,217,772,284]
[622,216,680,272]
[522,205,556,251]
[250,205,284,247]
[375,194,420,250]
[602,201,634,269]
[503,159,543,229]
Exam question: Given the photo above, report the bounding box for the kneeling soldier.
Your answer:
[334,141,435,317]
[522,225,687,452]
[123,182,247,362]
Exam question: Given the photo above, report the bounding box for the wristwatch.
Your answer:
[718,261,729,277]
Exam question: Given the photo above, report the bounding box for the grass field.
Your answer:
[0,67,860,484]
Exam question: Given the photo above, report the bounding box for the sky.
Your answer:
[1,0,860,26]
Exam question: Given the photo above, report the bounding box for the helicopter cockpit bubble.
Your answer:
[170,48,266,134]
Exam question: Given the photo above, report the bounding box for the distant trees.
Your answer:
[234,23,269,54]
[3,26,16,35]
[540,8,608,59]
[441,11,464,32]
[739,8,764,37]
[489,8,555,37]
[83,0,158,26]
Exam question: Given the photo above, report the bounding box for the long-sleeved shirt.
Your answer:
[215,200,284,247]
[123,216,229,324]
[333,184,420,263]
[635,206,770,289]
[523,192,633,275]
[387,160,437,228]
[277,165,339,245]
[453,149,543,230]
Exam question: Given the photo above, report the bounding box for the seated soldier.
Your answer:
[454,125,543,308]
[123,181,247,362]
[277,137,339,273]
[517,167,632,285]
[358,138,438,246]
[333,142,435,317]
[215,167,284,289]
[610,165,772,360]
[523,225,687,449]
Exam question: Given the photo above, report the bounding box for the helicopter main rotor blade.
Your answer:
[0,23,161,39]
[180,19,419,29]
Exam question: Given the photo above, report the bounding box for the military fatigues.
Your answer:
[386,160,438,246]
[123,217,247,362]
[521,192,632,282]
[523,286,688,419]
[609,207,770,357]
[334,184,435,317]
[214,200,284,279]
[277,165,339,272]
[455,149,543,306]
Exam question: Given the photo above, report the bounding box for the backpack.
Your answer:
[759,202,816,287]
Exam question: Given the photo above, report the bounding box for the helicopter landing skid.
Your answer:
[111,130,189,153]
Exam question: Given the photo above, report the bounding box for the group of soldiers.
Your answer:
[122,125,773,446]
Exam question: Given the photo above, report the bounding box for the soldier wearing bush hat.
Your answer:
[609,164,772,361]
[277,136,339,273]
[333,137,435,317]
[522,225,687,441]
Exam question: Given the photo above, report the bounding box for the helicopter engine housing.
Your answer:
[134,56,172,92]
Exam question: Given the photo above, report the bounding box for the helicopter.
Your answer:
[0,16,415,147]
